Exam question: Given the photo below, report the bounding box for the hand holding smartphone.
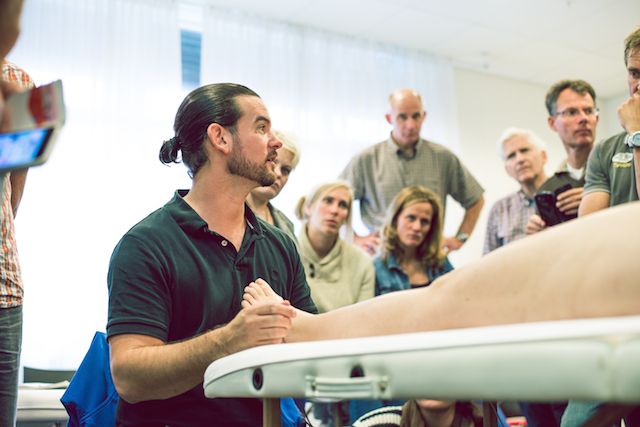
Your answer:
[534,183,573,227]
[0,80,64,174]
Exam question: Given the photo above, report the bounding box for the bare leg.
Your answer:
[287,202,640,342]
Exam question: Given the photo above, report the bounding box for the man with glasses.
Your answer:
[578,27,640,215]
[560,27,640,427]
[526,80,598,234]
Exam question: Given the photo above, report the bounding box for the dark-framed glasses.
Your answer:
[554,107,599,118]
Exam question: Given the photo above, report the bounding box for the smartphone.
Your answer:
[0,80,64,173]
[0,127,56,173]
[534,191,566,227]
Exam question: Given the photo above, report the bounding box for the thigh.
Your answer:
[0,305,23,425]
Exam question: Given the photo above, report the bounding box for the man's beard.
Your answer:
[227,134,276,186]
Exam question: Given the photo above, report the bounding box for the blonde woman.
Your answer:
[295,180,374,313]
[375,186,452,295]
[295,180,375,424]
[246,130,300,243]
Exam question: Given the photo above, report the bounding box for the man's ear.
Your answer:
[547,115,557,132]
[206,123,231,154]
[385,113,393,125]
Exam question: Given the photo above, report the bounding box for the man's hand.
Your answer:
[443,236,463,252]
[526,214,546,235]
[354,231,380,256]
[556,187,584,215]
[619,91,640,134]
[221,302,296,355]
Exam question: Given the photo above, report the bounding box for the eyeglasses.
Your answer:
[554,107,599,119]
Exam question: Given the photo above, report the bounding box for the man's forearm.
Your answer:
[9,168,27,217]
[458,196,484,235]
[110,327,233,403]
[110,303,295,403]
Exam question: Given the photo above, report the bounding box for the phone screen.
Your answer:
[0,127,52,171]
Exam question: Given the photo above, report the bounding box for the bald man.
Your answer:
[340,88,484,255]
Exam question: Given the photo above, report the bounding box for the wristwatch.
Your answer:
[455,232,469,244]
[627,131,640,148]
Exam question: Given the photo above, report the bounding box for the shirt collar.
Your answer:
[384,252,404,271]
[384,134,423,159]
[516,189,535,207]
[167,190,263,238]
[554,160,585,182]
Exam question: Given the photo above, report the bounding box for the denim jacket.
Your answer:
[373,253,453,296]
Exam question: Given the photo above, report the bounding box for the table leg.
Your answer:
[263,398,281,427]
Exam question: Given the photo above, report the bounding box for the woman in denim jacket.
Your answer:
[374,185,453,296]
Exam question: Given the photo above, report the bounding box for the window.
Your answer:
[181,29,201,88]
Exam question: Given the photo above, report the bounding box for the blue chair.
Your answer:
[60,332,118,427]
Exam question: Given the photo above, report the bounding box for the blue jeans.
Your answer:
[561,401,636,427]
[0,305,22,427]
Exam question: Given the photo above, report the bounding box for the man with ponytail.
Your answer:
[107,83,316,426]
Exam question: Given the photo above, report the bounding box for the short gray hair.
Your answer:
[497,127,546,159]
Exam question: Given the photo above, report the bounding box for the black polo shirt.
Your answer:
[107,190,316,426]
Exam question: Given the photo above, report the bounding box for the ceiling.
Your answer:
[201,0,640,98]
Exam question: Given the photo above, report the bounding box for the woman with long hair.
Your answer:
[376,185,452,295]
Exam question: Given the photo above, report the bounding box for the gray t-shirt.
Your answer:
[584,132,638,206]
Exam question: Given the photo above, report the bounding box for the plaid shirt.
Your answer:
[483,190,536,255]
[340,137,484,231]
[1,61,35,307]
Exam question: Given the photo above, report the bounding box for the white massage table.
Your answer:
[204,316,640,426]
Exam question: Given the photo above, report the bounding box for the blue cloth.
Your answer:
[0,305,22,427]
[61,332,118,427]
[374,253,453,295]
[280,397,303,427]
[560,401,624,427]
[60,332,302,427]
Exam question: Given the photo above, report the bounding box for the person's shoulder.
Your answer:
[257,218,299,254]
[341,239,373,266]
[422,139,455,155]
[117,194,185,246]
[372,254,384,267]
[596,132,627,152]
[351,139,389,159]
[489,192,519,210]
[270,204,296,235]
[123,206,169,239]
[539,173,581,193]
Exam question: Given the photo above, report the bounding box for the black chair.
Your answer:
[23,367,75,384]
